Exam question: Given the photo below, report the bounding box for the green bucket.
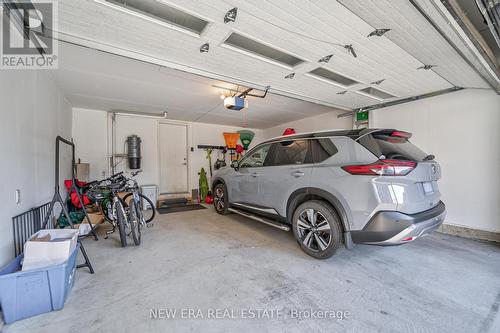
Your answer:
[238,130,255,149]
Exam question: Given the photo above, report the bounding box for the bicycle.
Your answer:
[120,170,156,245]
[86,172,129,247]
[87,171,156,247]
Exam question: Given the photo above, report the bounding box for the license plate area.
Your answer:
[422,181,434,195]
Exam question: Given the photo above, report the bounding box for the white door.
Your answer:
[159,123,188,194]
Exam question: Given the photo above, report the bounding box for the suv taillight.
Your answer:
[342,159,416,176]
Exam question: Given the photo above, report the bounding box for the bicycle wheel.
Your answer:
[115,200,128,247]
[135,201,143,243]
[129,200,141,246]
[123,193,156,224]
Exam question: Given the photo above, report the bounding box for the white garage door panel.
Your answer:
[336,0,489,89]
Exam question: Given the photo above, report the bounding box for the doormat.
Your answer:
[157,204,207,214]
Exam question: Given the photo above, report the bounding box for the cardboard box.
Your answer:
[86,205,99,213]
[75,212,104,236]
[76,163,90,182]
[85,212,104,225]
[22,229,79,271]
[75,223,92,236]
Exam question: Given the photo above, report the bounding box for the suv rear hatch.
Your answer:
[357,129,442,214]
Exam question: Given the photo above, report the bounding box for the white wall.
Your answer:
[73,108,109,181]
[263,110,353,138]
[370,88,500,233]
[72,109,264,193]
[0,71,72,267]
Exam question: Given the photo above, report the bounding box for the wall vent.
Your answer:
[223,32,304,67]
[308,67,359,87]
[100,0,209,35]
[357,87,395,100]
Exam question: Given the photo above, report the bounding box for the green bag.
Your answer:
[199,168,209,201]
[58,210,86,228]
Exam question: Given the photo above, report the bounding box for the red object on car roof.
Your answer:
[283,128,296,136]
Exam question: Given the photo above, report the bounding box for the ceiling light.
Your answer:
[357,87,396,100]
[200,43,209,53]
[284,73,295,79]
[367,28,391,37]
[318,54,333,63]
[224,7,237,23]
[308,67,359,87]
[95,0,209,36]
[223,32,304,68]
[417,64,436,70]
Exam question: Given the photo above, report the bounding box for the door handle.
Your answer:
[250,173,259,178]
[181,162,187,165]
[292,171,305,177]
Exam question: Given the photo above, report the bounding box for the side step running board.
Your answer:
[228,208,290,231]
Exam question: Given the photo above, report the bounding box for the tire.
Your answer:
[115,200,128,247]
[129,201,141,246]
[123,193,156,224]
[213,183,229,215]
[292,200,342,259]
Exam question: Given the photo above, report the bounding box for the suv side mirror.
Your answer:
[230,160,239,170]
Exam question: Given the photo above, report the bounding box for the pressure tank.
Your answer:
[127,135,141,169]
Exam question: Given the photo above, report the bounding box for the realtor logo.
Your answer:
[1,0,58,69]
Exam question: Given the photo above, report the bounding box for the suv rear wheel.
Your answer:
[292,200,342,259]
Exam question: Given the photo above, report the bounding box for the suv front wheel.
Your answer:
[213,183,229,215]
[292,200,343,259]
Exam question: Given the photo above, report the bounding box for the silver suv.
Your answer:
[212,129,446,259]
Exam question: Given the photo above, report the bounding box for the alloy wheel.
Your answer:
[214,187,225,211]
[296,208,332,252]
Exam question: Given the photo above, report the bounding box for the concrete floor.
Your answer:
[4,206,500,333]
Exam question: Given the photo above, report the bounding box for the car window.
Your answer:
[239,144,271,168]
[267,140,311,166]
[358,133,427,161]
[311,138,338,163]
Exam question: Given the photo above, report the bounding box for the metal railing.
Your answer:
[12,202,55,257]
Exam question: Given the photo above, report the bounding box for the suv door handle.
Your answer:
[292,171,305,177]
[250,173,259,178]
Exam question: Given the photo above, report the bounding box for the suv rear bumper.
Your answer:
[351,201,446,245]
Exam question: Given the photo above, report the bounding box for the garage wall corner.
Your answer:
[0,71,73,267]
[369,88,500,234]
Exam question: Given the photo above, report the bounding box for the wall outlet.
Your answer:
[15,189,21,204]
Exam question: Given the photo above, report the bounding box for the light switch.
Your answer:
[15,189,21,204]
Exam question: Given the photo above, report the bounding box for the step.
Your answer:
[228,207,290,231]
[159,197,189,207]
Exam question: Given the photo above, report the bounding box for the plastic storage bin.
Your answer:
[0,244,79,324]
[140,185,158,210]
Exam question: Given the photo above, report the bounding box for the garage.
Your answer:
[1,0,499,332]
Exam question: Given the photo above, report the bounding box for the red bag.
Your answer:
[64,179,92,208]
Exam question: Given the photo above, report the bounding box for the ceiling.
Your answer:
[53,0,495,126]
[54,42,336,128]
